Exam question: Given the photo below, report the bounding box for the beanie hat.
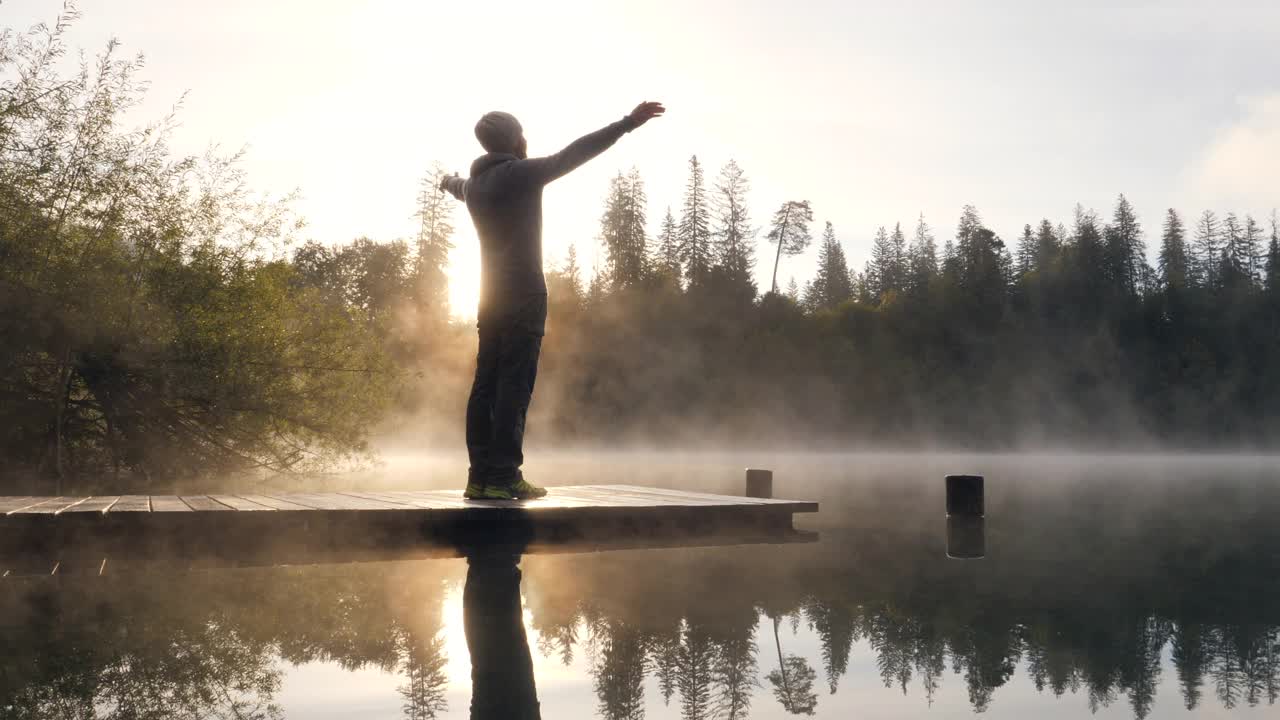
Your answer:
[475,111,523,153]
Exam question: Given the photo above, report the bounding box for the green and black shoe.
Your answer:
[481,475,549,500]
[464,472,487,500]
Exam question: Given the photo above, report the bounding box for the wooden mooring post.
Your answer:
[945,474,984,517]
[745,469,773,499]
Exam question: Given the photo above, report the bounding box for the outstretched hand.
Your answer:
[628,101,665,127]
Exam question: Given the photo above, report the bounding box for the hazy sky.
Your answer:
[8,0,1279,314]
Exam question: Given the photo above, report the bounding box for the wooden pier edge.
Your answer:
[0,485,819,577]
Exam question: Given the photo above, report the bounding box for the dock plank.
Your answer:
[338,492,419,508]
[570,486,731,507]
[258,494,327,511]
[180,496,233,512]
[8,497,70,514]
[602,485,819,511]
[591,485,777,505]
[0,497,34,513]
[19,497,94,514]
[150,496,192,513]
[263,493,410,511]
[61,496,121,513]
[108,496,151,513]
[398,490,478,509]
[544,488,631,507]
[557,487,718,508]
[238,494,312,511]
[342,490,429,506]
[210,495,276,511]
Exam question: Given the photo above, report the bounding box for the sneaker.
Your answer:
[481,475,549,500]
[464,479,487,500]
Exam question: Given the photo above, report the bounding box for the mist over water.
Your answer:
[4,453,1278,719]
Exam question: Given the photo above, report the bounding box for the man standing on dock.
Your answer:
[442,101,665,500]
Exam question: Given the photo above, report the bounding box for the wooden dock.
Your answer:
[0,485,817,576]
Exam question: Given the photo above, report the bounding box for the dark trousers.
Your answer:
[466,297,545,482]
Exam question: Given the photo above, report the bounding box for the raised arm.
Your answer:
[440,173,467,201]
[520,101,665,185]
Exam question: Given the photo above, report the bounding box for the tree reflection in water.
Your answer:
[2,467,1279,719]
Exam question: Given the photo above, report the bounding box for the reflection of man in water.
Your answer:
[464,553,539,720]
[442,102,665,500]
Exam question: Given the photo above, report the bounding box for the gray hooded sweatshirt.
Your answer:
[443,116,640,332]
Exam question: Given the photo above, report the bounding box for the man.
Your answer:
[442,101,665,500]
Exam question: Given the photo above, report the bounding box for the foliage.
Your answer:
[677,155,712,288]
[0,9,402,490]
[765,200,814,294]
[766,653,818,715]
[599,169,648,290]
[804,221,852,312]
[710,160,756,293]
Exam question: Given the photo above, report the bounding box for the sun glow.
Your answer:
[446,233,482,321]
[437,582,577,688]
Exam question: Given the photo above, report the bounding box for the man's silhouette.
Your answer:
[443,102,665,499]
[463,552,539,720]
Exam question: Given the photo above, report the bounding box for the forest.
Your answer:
[4,11,1280,491]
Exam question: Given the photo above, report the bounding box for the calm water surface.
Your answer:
[3,454,1279,719]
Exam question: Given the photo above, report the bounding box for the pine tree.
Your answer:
[1158,209,1190,292]
[654,207,682,285]
[867,227,887,296]
[563,243,584,299]
[710,160,756,290]
[413,163,456,322]
[891,223,907,291]
[1193,210,1222,289]
[941,239,959,279]
[868,224,905,300]
[854,266,872,303]
[599,169,649,290]
[1016,224,1036,276]
[1105,194,1143,295]
[804,599,859,694]
[678,155,712,287]
[1222,212,1247,288]
[711,630,758,720]
[677,623,716,720]
[766,200,814,294]
[806,221,853,311]
[1072,204,1107,293]
[591,620,647,720]
[398,628,449,720]
[956,205,983,253]
[1266,211,1280,295]
[1035,219,1060,269]
[785,277,800,302]
[907,213,938,295]
[587,262,608,306]
[625,167,649,275]
[952,204,997,288]
[1243,214,1263,286]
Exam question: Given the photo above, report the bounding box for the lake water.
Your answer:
[3,453,1278,719]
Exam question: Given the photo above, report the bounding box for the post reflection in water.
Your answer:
[463,552,540,720]
[946,516,986,559]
